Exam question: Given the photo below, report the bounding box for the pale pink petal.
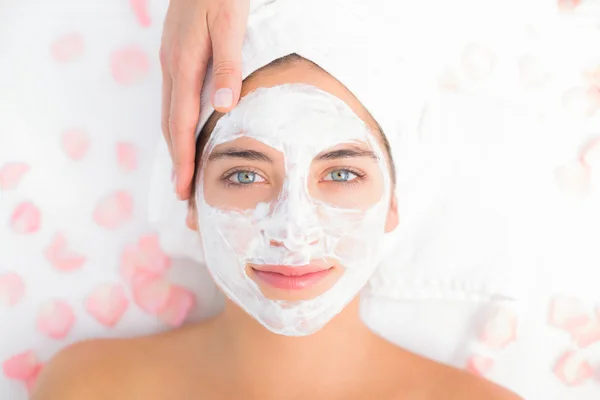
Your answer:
[50,32,84,63]
[85,284,129,327]
[0,273,25,307]
[25,363,44,394]
[10,201,41,234]
[571,319,600,348]
[562,86,600,117]
[44,233,86,271]
[460,43,495,81]
[120,244,139,283]
[94,190,134,229]
[0,162,30,190]
[132,271,171,314]
[558,0,583,12]
[119,236,171,283]
[2,351,41,380]
[554,162,591,197]
[581,138,600,169]
[110,46,150,85]
[548,296,591,334]
[158,285,195,327]
[137,234,171,275]
[466,355,494,376]
[36,300,75,340]
[553,350,594,386]
[130,0,151,27]
[116,142,137,171]
[61,129,90,161]
[479,308,517,349]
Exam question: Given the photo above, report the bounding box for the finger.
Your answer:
[160,62,174,162]
[169,54,208,200]
[208,1,249,113]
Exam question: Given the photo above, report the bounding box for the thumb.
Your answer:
[208,2,249,113]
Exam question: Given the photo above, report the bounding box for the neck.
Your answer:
[208,296,379,394]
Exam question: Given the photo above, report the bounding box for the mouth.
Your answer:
[250,264,334,290]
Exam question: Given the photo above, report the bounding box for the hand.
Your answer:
[160,0,249,200]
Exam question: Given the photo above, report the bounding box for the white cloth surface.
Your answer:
[1,0,600,399]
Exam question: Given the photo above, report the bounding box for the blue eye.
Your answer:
[226,170,266,185]
[324,169,358,182]
[235,171,256,184]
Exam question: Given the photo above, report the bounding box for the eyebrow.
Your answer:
[314,147,379,161]
[208,148,273,163]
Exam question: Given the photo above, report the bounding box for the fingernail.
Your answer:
[214,88,233,109]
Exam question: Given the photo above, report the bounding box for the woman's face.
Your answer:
[189,59,398,335]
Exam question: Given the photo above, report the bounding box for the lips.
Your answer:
[251,264,333,290]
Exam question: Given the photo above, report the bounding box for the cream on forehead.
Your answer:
[205,83,376,157]
[196,83,393,336]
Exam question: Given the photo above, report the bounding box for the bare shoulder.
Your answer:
[420,357,523,400]
[379,344,522,400]
[30,327,200,400]
[30,337,144,400]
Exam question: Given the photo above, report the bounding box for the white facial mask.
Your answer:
[196,84,392,336]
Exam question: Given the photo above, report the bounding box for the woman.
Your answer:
[32,0,523,397]
[32,51,520,399]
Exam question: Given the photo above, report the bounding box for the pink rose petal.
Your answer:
[61,129,90,161]
[25,363,44,394]
[132,271,172,314]
[158,285,195,327]
[120,235,171,283]
[36,300,75,340]
[116,142,137,171]
[466,355,494,376]
[581,138,600,169]
[2,351,41,380]
[44,233,86,271]
[0,273,25,307]
[548,296,591,334]
[110,46,149,85]
[479,308,517,349]
[130,0,151,27]
[85,284,129,327]
[10,201,41,234]
[558,0,583,12]
[571,319,600,348]
[120,244,139,283]
[553,350,594,386]
[50,32,84,63]
[0,162,30,190]
[94,190,133,229]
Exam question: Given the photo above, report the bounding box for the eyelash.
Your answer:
[220,167,267,188]
[321,167,366,187]
[220,167,367,188]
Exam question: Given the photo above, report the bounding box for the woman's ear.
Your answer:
[384,194,399,233]
[186,200,199,231]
